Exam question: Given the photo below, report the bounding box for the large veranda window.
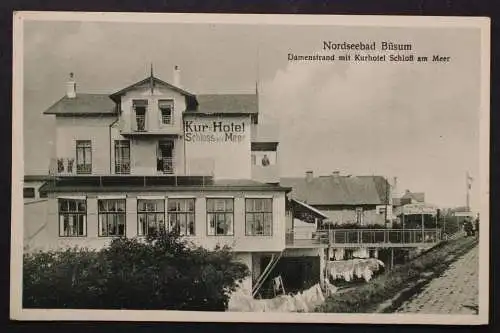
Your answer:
[137,199,165,236]
[76,140,92,174]
[59,198,87,237]
[168,198,195,236]
[207,198,234,236]
[114,140,130,174]
[245,198,273,236]
[98,199,126,237]
[159,99,174,125]
[133,99,148,131]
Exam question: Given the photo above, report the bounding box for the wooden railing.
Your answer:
[286,228,442,248]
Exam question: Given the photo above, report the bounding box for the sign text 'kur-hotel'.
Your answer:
[184,120,246,143]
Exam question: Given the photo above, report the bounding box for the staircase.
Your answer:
[252,251,283,298]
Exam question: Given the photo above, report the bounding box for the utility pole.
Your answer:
[466,171,473,212]
[385,177,389,227]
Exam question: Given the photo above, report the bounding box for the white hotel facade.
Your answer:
[23,68,327,296]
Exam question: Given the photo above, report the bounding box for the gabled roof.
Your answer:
[109,75,198,110]
[187,94,258,114]
[291,198,329,220]
[109,76,196,100]
[43,94,117,115]
[280,175,390,206]
[401,191,425,202]
[393,198,402,206]
[43,75,259,116]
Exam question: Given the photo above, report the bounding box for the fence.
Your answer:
[286,228,442,248]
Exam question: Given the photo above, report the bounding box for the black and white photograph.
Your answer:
[11,12,490,324]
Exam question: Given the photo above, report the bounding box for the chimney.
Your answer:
[66,72,76,98]
[305,170,313,182]
[332,171,340,177]
[173,65,181,87]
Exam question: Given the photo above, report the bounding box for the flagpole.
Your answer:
[466,171,470,212]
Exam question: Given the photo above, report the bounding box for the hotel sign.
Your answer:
[184,120,246,143]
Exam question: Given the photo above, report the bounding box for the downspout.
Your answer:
[109,116,120,174]
[183,112,187,176]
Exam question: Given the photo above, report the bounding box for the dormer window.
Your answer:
[159,99,174,125]
[133,99,148,131]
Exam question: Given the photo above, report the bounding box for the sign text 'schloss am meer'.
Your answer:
[184,120,246,143]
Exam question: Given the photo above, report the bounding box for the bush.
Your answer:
[23,229,250,310]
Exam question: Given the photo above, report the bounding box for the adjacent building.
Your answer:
[280,171,393,227]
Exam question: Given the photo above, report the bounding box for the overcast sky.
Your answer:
[22,20,482,209]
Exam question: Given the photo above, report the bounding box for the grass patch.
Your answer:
[315,236,478,313]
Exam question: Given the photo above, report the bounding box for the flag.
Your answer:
[467,172,473,189]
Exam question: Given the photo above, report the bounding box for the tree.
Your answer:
[23,228,250,311]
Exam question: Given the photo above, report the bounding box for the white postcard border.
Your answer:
[10,11,491,325]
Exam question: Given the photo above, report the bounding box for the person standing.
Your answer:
[261,154,270,166]
[475,213,480,237]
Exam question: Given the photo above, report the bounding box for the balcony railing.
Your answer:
[49,157,91,176]
[157,157,174,175]
[286,228,442,248]
[135,114,146,131]
[115,160,131,175]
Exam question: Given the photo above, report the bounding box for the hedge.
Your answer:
[23,229,250,311]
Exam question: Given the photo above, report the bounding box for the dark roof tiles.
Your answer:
[43,94,116,115]
[191,94,258,114]
[280,175,390,205]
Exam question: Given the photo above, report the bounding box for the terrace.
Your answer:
[286,227,442,249]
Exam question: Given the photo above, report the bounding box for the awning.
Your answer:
[402,203,437,216]
[291,199,329,220]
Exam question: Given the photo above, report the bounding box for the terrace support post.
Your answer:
[391,248,394,269]
[421,213,425,242]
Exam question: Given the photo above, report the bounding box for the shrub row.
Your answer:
[23,230,250,310]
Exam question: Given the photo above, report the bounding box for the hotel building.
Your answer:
[23,68,328,297]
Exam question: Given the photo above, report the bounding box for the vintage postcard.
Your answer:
[11,12,490,325]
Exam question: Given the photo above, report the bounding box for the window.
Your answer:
[76,140,92,174]
[23,187,35,198]
[98,199,126,237]
[114,140,130,174]
[157,140,174,174]
[59,198,87,237]
[355,207,364,225]
[207,198,234,236]
[378,206,387,215]
[138,199,165,236]
[133,99,148,131]
[159,100,174,125]
[168,198,196,236]
[251,153,256,165]
[245,198,273,236]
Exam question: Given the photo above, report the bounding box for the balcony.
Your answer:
[49,157,89,176]
[120,112,182,137]
[156,157,174,175]
[114,160,131,175]
[285,228,442,249]
[251,164,279,183]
